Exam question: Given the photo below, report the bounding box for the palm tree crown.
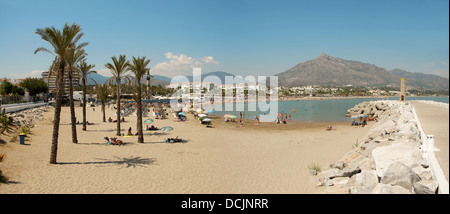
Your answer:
[129,56,151,83]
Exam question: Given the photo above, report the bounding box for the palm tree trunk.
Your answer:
[82,78,87,131]
[102,101,106,122]
[50,61,65,164]
[116,81,121,136]
[137,84,143,143]
[69,69,78,143]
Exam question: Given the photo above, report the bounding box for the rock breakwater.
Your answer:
[314,101,439,194]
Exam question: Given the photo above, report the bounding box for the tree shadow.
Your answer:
[144,140,189,144]
[144,132,169,136]
[58,156,156,168]
[76,142,135,146]
[85,129,116,132]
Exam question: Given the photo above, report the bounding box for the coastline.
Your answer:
[1,99,447,194]
[178,95,449,107]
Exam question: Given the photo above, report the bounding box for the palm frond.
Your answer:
[34,47,54,55]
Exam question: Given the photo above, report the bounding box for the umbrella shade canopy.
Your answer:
[223,114,231,118]
[196,109,203,113]
[351,114,367,118]
[202,118,211,122]
[198,114,208,117]
[208,110,215,113]
[178,112,186,115]
[144,119,154,124]
[228,115,237,119]
[160,126,174,132]
[199,116,209,120]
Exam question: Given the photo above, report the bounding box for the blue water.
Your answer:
[211,97,449,122]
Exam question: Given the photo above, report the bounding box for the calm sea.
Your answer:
[212,97,449,122]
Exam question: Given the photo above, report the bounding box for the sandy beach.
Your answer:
[0,104,373,194]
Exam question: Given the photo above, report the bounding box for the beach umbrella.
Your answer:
[359,114,367,118]
[228,115,237,119]
[196,109,203,113]
[202,118,211,122]
[350,115,359,119]
[199,116,209,120]
[223,114,231,118]
[160,126,174,132]
[144,119,154,124]
[208,110,215,113]
[198,114,207,117]
[178,112,186,115]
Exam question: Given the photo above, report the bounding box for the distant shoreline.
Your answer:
[199,95,448,104]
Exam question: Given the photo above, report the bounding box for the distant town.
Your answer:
[1,75,447,105]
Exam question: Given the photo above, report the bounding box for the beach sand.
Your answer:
[0,104,373,194]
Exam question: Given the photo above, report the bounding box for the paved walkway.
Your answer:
[1,102,51,113]
[411,101,449,181]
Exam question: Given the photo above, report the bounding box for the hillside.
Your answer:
[275,53,449,90]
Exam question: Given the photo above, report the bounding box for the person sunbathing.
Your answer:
[110,137,125,145]
[166,136,183,143]
[104,137,125,145]
[147,125,159,130]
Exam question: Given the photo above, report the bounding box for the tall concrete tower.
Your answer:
[400,77,406,101]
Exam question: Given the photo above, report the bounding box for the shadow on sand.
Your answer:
[58,156,156,168]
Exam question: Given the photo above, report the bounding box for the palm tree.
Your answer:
[35,23,85,164]
[66,46,87,144]
[79,61,96,131]
[105,55,130,136]
[128,56,151,144]
[94,82,110,122]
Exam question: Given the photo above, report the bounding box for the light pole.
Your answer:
[146,68,153,100]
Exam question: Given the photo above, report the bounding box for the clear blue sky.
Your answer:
[0,0,448,79]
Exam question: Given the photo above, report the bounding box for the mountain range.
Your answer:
[85,54,449,90]
[275,53,449,90]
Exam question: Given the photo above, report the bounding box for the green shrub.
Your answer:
[307,162,321,172]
